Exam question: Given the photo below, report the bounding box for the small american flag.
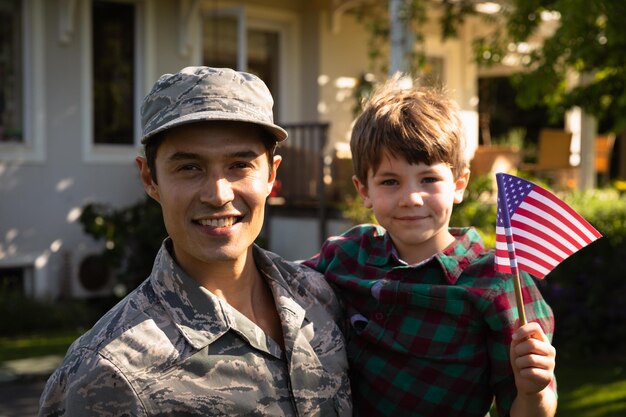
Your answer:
[495,173,602,279]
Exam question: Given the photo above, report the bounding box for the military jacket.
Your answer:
[39,241,351,416]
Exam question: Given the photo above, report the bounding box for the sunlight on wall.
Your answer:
[334,76,356,89]
[50,239,63,253]
[5,228,18,242]
[56,178,74,192]
[35,251,49,269]
[66,207,82,223]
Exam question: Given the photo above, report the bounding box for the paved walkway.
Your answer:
[0,356,62,417]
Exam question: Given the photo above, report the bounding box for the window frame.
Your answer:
[81,0,145,163]
[0,0,45,162]
[199,5,301,125]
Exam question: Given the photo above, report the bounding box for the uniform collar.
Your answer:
[149,239,230,350]
[366,226,486,285]
[149,239,306,355]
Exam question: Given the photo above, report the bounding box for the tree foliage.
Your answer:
[477,0,626,133]
[353,0,476,75]
[356,0,626,134]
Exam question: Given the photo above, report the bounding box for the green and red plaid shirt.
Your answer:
[304,225,555,417]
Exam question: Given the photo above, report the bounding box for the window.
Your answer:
[0,0,44,162]
[83,0,144,162]
[203,10,282,120]
[0,0,23,144]
[92,1,136,145]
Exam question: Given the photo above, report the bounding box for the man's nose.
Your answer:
[200,176,234,206]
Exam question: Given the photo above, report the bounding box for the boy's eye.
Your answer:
[380,179,399,186]
[422,177,439,184]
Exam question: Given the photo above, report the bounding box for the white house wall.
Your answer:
[0,0,486,300]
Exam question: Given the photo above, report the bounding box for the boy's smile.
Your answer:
[353,151,469,264]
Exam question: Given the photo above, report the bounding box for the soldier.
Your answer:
[39,67,351,416]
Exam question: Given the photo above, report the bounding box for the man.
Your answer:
[39,67,351,416]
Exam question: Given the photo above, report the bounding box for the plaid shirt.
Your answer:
[304,225,555,417]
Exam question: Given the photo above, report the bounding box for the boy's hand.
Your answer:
[510,321,556,395]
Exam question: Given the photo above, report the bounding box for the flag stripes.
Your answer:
[495,173,601,279]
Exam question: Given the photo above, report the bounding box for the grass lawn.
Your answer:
[555,357,626,417]
[1,334,625,416]
[0,331,82,362]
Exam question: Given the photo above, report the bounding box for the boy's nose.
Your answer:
[400,190,424,206]
[200,177,235,207]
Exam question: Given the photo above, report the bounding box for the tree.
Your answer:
[476,0,626,135]
[353,0,475,75]
[356,0,626,135]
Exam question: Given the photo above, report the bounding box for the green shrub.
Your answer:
[79,196,167,295]
[450,175,497,246]
[542,189,626,357]
[0,289,115,336]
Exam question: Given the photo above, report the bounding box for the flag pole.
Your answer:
[512,269,527,326]
[496,173,527,326]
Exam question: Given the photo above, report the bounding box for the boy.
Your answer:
[304,76,556,417]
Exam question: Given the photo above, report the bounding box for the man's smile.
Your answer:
[193,216,243,228]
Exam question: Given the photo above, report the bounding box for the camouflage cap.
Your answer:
[140,66,288,144]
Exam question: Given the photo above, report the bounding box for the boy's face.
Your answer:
[136,122,281,278]
[353,151,469,264]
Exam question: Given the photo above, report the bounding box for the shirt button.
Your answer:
[374,312,384,321]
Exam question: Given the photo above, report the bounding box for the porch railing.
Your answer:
[269,122,329,244]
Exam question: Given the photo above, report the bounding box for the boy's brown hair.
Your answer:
[350,74,467,183]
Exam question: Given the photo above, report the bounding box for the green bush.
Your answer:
[79,196,167,295]
[542,189,626,357]
[0,289,115,336]
[450,175,497,246]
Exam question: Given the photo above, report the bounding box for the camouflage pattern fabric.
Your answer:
[39,239,351,416]
[140,66,288,144]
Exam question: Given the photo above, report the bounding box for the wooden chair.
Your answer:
[522,128,577,188]
[595,133,616,185]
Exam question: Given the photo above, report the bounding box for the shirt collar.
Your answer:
[366,226,486,285]
[149,239,230,350]
[149,239,306,352]
[365,225,399,266]
[435,227,485,284]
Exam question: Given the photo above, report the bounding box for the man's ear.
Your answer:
[352,175,373,208]
[453,169,471,204]
[135,156,160,203]
[267,154,282,194]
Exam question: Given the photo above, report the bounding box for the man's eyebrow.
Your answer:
[165,149,262,162]
[230,150,262,159]
[166,151,201,162]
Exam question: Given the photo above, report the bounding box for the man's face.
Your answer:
[137,122,281,278]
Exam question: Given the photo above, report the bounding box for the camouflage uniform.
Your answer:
[39,240,351,416]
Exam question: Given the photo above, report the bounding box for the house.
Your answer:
[1,0,616,300]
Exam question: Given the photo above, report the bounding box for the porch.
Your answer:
[263,122,353,260]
